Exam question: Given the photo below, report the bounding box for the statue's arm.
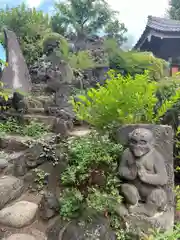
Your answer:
[140,155,168,186]
[118,149,137,180]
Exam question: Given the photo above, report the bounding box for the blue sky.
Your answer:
[0,0,169,60]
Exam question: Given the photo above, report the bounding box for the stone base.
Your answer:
[124,208,174,233]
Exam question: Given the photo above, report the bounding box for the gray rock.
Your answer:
[53,118,69,136]
[0,201,38,228]
[13,143,45,176]
[39,191,59,220]
[0,175,24,209]
[47,216,116,240]
[5,234,36,240]
[1,28,31,93]
[0,158,8,169]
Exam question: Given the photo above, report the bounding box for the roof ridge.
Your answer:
[148,15,180,24]
[146,15,180,32]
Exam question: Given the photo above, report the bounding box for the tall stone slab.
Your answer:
[116,124,174,232]
[1,28,31,93]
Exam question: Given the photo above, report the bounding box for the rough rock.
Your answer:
[1,28,31,93]
[39,191,59,220]
[13,143,46,176]
[53,118,69,136]
[0,158,8,169]
[0,135,30,152]
[47,216,116,240]
[0,176,24,209]
[0,201,38,228]
[5,234,36,240]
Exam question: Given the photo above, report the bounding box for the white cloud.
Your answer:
[107,0,169,43]
[26,0,43,8]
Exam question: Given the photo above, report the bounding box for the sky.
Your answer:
[0,0,169,60]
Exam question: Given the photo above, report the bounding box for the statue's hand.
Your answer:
[138,166,147,182]
[130,164,137,177]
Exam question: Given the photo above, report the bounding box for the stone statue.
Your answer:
[118,128,168,217]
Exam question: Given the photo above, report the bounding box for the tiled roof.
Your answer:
[147,15,180,32]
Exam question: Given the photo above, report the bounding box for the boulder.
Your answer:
[0,201,38,228]
[0,158,8,169]
[0,175,24,209]
[47,216,115,240]
[5,234,36,240]
[39,191,59,220]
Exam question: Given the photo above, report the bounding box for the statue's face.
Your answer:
[129,128,154,157]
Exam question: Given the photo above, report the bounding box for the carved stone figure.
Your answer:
[119,128,168,217]
[116,125,174,231]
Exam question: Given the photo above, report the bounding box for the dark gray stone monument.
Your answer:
[116,124,174,232]
[1,28,31,93]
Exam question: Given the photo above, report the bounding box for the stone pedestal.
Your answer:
[116,124,174,232]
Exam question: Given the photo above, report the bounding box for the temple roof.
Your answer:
[134,16,180,49]
[147,16,180,32]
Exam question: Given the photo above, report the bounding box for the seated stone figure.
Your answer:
[118,128,168,217]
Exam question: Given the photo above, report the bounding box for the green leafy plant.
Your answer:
[141,224,180,240]
[175,185,180,211]
[0,118,48,138]
[22,120,48,138]
[107,48,168,81]
[33,168,49,191]
[71,70,180,129]
[61,131,122,185]
[59,131,123,220]
[86,187,121,214]
[69,51,95,70]
[110,215,138,240]
[59,188,84,219]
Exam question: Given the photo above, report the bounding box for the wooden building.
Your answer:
[134,16,180,75]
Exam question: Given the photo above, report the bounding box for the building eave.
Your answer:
[133,16,180,50]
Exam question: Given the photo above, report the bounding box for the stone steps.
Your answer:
[0,120,91,239]
[26,108,45,115]
[24,114,56,126]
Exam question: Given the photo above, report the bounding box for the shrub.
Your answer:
[106,47,168,81]
[0,118,48,138]
[69,51,95,70]
[141,224,180,240]
[71,70,180,129]
[59,131,122,219]
[42,32,69,60]
[156,76,180,129]
[59,188,84,219]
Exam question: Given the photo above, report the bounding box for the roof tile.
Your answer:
[148,15,180,32]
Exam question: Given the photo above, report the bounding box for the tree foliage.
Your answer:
[52,0,127,45]
[169,0,180,20]
[104,20,127,46]
[69,51,95,69]
[0,3,51,65]
[104,40,168,81]
[42,32,69,60]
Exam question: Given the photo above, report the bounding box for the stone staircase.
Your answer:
[0,79,93,239]
[0,111,90,239]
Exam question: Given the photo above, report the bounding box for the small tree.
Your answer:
[0,3,51,65]
[71,70,180,129]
